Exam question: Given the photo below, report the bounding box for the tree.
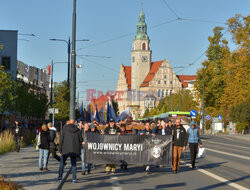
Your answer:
[143,108,149,118]
[195,26,230,116]
[53,81,70,121]
[15,80,48,119]
[0,66,16,114]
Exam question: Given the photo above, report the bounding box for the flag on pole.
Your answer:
[117,107,130,121]
[109,102,117,122]
[94,105,100,123]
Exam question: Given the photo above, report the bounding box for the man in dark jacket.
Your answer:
[58,119,83,183]
[12,120,23,152]
[47,122,60,163]
[172,119,187,174]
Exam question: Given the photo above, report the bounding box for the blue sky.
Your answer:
[1,0,249,103]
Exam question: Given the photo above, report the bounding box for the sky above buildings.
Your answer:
[1,0,249,104]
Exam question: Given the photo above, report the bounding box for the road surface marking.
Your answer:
[203,140,250,150]
[206,148,250,160]
[182,161,249,190]
[110,176,122,190]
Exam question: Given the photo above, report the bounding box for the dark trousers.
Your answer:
[59,154,77,180]
[189,143,198,167]
[14,136,21,152]
[49,148,60,162]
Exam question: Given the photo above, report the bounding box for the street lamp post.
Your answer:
[202,75,205,134]
[49,38,71,86]
[70,0,77,120]
[50,61,68,126]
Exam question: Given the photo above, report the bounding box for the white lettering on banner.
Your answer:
[87,143,143,152]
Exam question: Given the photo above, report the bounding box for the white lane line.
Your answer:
[206,148,250,161]
[110,176,123,190]
[182,161,249,190]
[202,140,250,150]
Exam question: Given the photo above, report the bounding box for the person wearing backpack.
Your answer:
[186,121,202,169]
[38,124,51,171]
[47,122,60,163]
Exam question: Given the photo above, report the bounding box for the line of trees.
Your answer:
[195,14,249,133]
[0,66,48,123]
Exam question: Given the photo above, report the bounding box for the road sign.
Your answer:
[190,110,197,117]
[206,115,211,120]
[218,115,222,120]
[48,108,59,114]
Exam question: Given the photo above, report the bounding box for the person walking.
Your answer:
[38,124,50,171]
[12,120,23,152]
[140,122,154,174]
[81,122,92,175]
[172,119,187,174]
[58,119,83,183]
[47,122,60,163]
[101,118,121,175]
[187,121,202,169]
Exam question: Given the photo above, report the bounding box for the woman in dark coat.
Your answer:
[38,124,50,171]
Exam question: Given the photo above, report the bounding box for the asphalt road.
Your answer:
[62,135,250,190]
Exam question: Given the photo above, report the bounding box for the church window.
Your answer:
[170,81,172,85]
[162,90,165,97]
[142,43,146,50]
[166,90,169,97]
[158,80,160,84]
[164,75,166,79]
[164,80,166,84]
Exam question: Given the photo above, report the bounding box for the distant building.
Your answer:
[0,30,18,79]
[115,7,196,119]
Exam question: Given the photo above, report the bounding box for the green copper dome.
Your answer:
[135,5,149,40]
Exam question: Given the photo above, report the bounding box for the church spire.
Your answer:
[135,1,149,40]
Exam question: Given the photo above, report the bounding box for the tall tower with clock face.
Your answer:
[131,5,152,105]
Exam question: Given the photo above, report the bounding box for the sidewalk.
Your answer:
[0,145,70,190]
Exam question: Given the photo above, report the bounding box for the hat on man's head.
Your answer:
[109,118,115,122]
[190,121,196,127]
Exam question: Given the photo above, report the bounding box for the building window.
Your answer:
[170,90,172,94]
[162,89,164,97]
[158,80,161,84]
[132,56,135,62]
[166,90,168,97]
[164,80,166,84]
[170,81,172,85]
[164,75,166,79]
[158,89,161,97]
[2,56,11,70]
[142,43,146,50]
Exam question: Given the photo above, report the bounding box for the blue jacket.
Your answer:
[188,127,202,144]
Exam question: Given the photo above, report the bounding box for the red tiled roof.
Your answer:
[124,66,131,90]
[140,61,163,87]
[177,75,197,88]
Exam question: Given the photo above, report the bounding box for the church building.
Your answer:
[115,6,196,119]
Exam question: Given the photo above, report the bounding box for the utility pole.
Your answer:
[70,0,77,120]
[202,75,205,134]
[67,37,71,86]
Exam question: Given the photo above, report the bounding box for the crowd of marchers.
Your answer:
[12,117,202,183]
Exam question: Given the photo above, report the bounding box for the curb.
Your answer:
[56,166,72,190]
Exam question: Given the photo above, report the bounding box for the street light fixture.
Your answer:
[18,33,36,37]
[49,38,89,86]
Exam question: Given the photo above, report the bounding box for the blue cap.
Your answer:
[190,121,196,127]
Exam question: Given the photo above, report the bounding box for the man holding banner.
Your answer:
[101,118,121,174]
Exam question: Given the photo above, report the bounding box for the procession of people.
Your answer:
[30,117,204,183]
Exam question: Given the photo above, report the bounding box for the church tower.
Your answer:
[131,4,152,105]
